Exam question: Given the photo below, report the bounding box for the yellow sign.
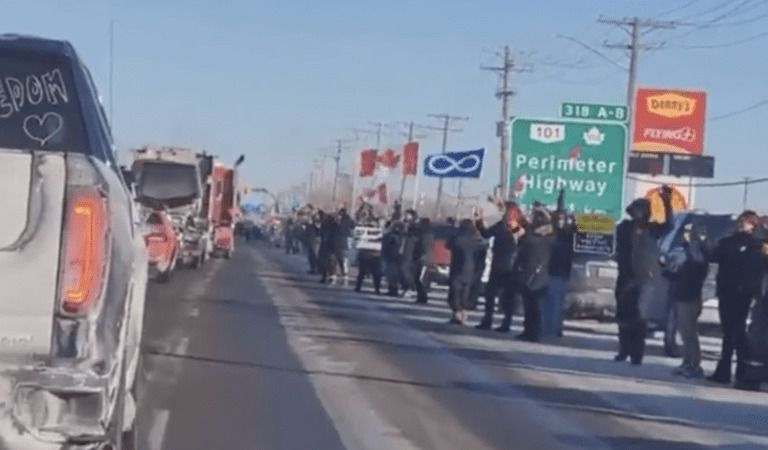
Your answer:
[574,213,615,234]
[645,187,688,223]
[646,93,697,118]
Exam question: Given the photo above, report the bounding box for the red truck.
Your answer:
[208,158,244,258]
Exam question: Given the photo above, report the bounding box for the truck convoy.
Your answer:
[131,146,243,278]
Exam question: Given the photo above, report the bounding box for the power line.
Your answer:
[627,174,768,187]
[709,98,768,121]
[655,0,702,19]
[556,34,628,71]
[676,29,768,48]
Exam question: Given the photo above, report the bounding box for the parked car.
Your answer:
[144,210,180,282]
[0,35,146,449]
[571,212,736,320]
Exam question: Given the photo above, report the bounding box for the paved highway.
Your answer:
[136,241,768,450]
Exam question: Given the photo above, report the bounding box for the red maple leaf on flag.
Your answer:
[377,148,400,169]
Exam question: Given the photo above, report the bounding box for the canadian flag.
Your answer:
[377,148,400,169]
[359,149,378,177]
[359,182,388,204]
[402,142,419,175]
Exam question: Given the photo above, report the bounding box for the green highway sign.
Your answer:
[509,117,627,220]
[561,102,628,122]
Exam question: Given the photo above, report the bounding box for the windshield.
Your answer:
[0,49,87,152]
[136,162,200,205]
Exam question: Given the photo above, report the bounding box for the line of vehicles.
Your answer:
[0,34,243,450]
[126,146,244,283]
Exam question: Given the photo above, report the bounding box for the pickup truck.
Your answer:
[0,35,146,450]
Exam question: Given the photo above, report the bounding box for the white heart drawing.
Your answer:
[23,112,64,147]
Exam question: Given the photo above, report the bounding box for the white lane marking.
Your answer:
[146,408,170,450]
[188,307,200,318]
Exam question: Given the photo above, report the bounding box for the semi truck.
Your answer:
[132,146,211,269]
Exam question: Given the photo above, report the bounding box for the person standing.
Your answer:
[475,202,526,332]
[513,207,556,342]
[661,222,710,379]
[382,221,406,297]
[709,210,764,384]
[303,213,321,274]
[333,208,355,285]
[413,217,435,304]
[400,209,420,297]
[354,214,383,295]
[614,186,674,365]
[318,211,338,284]
[446,219,486,324]
[543,190,575,338]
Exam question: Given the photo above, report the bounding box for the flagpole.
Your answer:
[351,150,359,212]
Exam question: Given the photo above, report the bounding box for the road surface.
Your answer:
[137,241,768,450]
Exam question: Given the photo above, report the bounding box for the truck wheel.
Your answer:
[190,255,201,269]
[224,250,232,259]
[157,269,171,283]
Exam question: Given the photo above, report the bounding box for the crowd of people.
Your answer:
[268,186,768,392]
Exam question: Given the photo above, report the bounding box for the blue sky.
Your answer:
[3,0,767,212]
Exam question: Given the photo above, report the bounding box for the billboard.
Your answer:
[631,175,693,222]
[632,88,707,155]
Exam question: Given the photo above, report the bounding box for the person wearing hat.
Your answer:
[513,206,556,342]
[660,222,711,379]
[709,210,764,385]
[614,185,674,365]
[474,201,527,331]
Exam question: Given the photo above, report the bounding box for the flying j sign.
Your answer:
[510,117,627,220]
[632,87,707,155]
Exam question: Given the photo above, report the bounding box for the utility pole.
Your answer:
[482,46,531,200]
[330,139,349,205]
[369,121,390,150]
[426,114,469,217]
[396,121,430,202]
[599,16,681,204]
[743,177,750,210]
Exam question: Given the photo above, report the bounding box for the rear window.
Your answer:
[136,162,200,204]
[0,50,87,152]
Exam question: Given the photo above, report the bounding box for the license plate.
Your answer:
[597,267,618,278]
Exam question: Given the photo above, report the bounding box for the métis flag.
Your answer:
[359,149,377,177]
[402,142,419,175]
[424,148,485,178]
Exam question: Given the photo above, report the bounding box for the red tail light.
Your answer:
[60,186,109,315]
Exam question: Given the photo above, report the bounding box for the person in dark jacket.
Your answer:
[413,218,435,304]
[741,226,768,391]
[514,207,556,342]
[474,202,526,332]
[332,208,355,284]
[400,209,420,297]
[661,222,710,379]
[543,190,575,338]
[446,219,486,324]
[303,214,321,274]
[318,212,338,284]
[382,221,406,297]
[709,210,764,384]
[614,185,672,365]
[614,185,673,365]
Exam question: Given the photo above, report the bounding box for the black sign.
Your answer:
[669,153,715,178]
[574,231,615,255]
[628,152,665,175]
[628,151,715,178]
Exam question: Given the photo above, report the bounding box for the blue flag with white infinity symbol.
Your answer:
[424,148,485,178]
